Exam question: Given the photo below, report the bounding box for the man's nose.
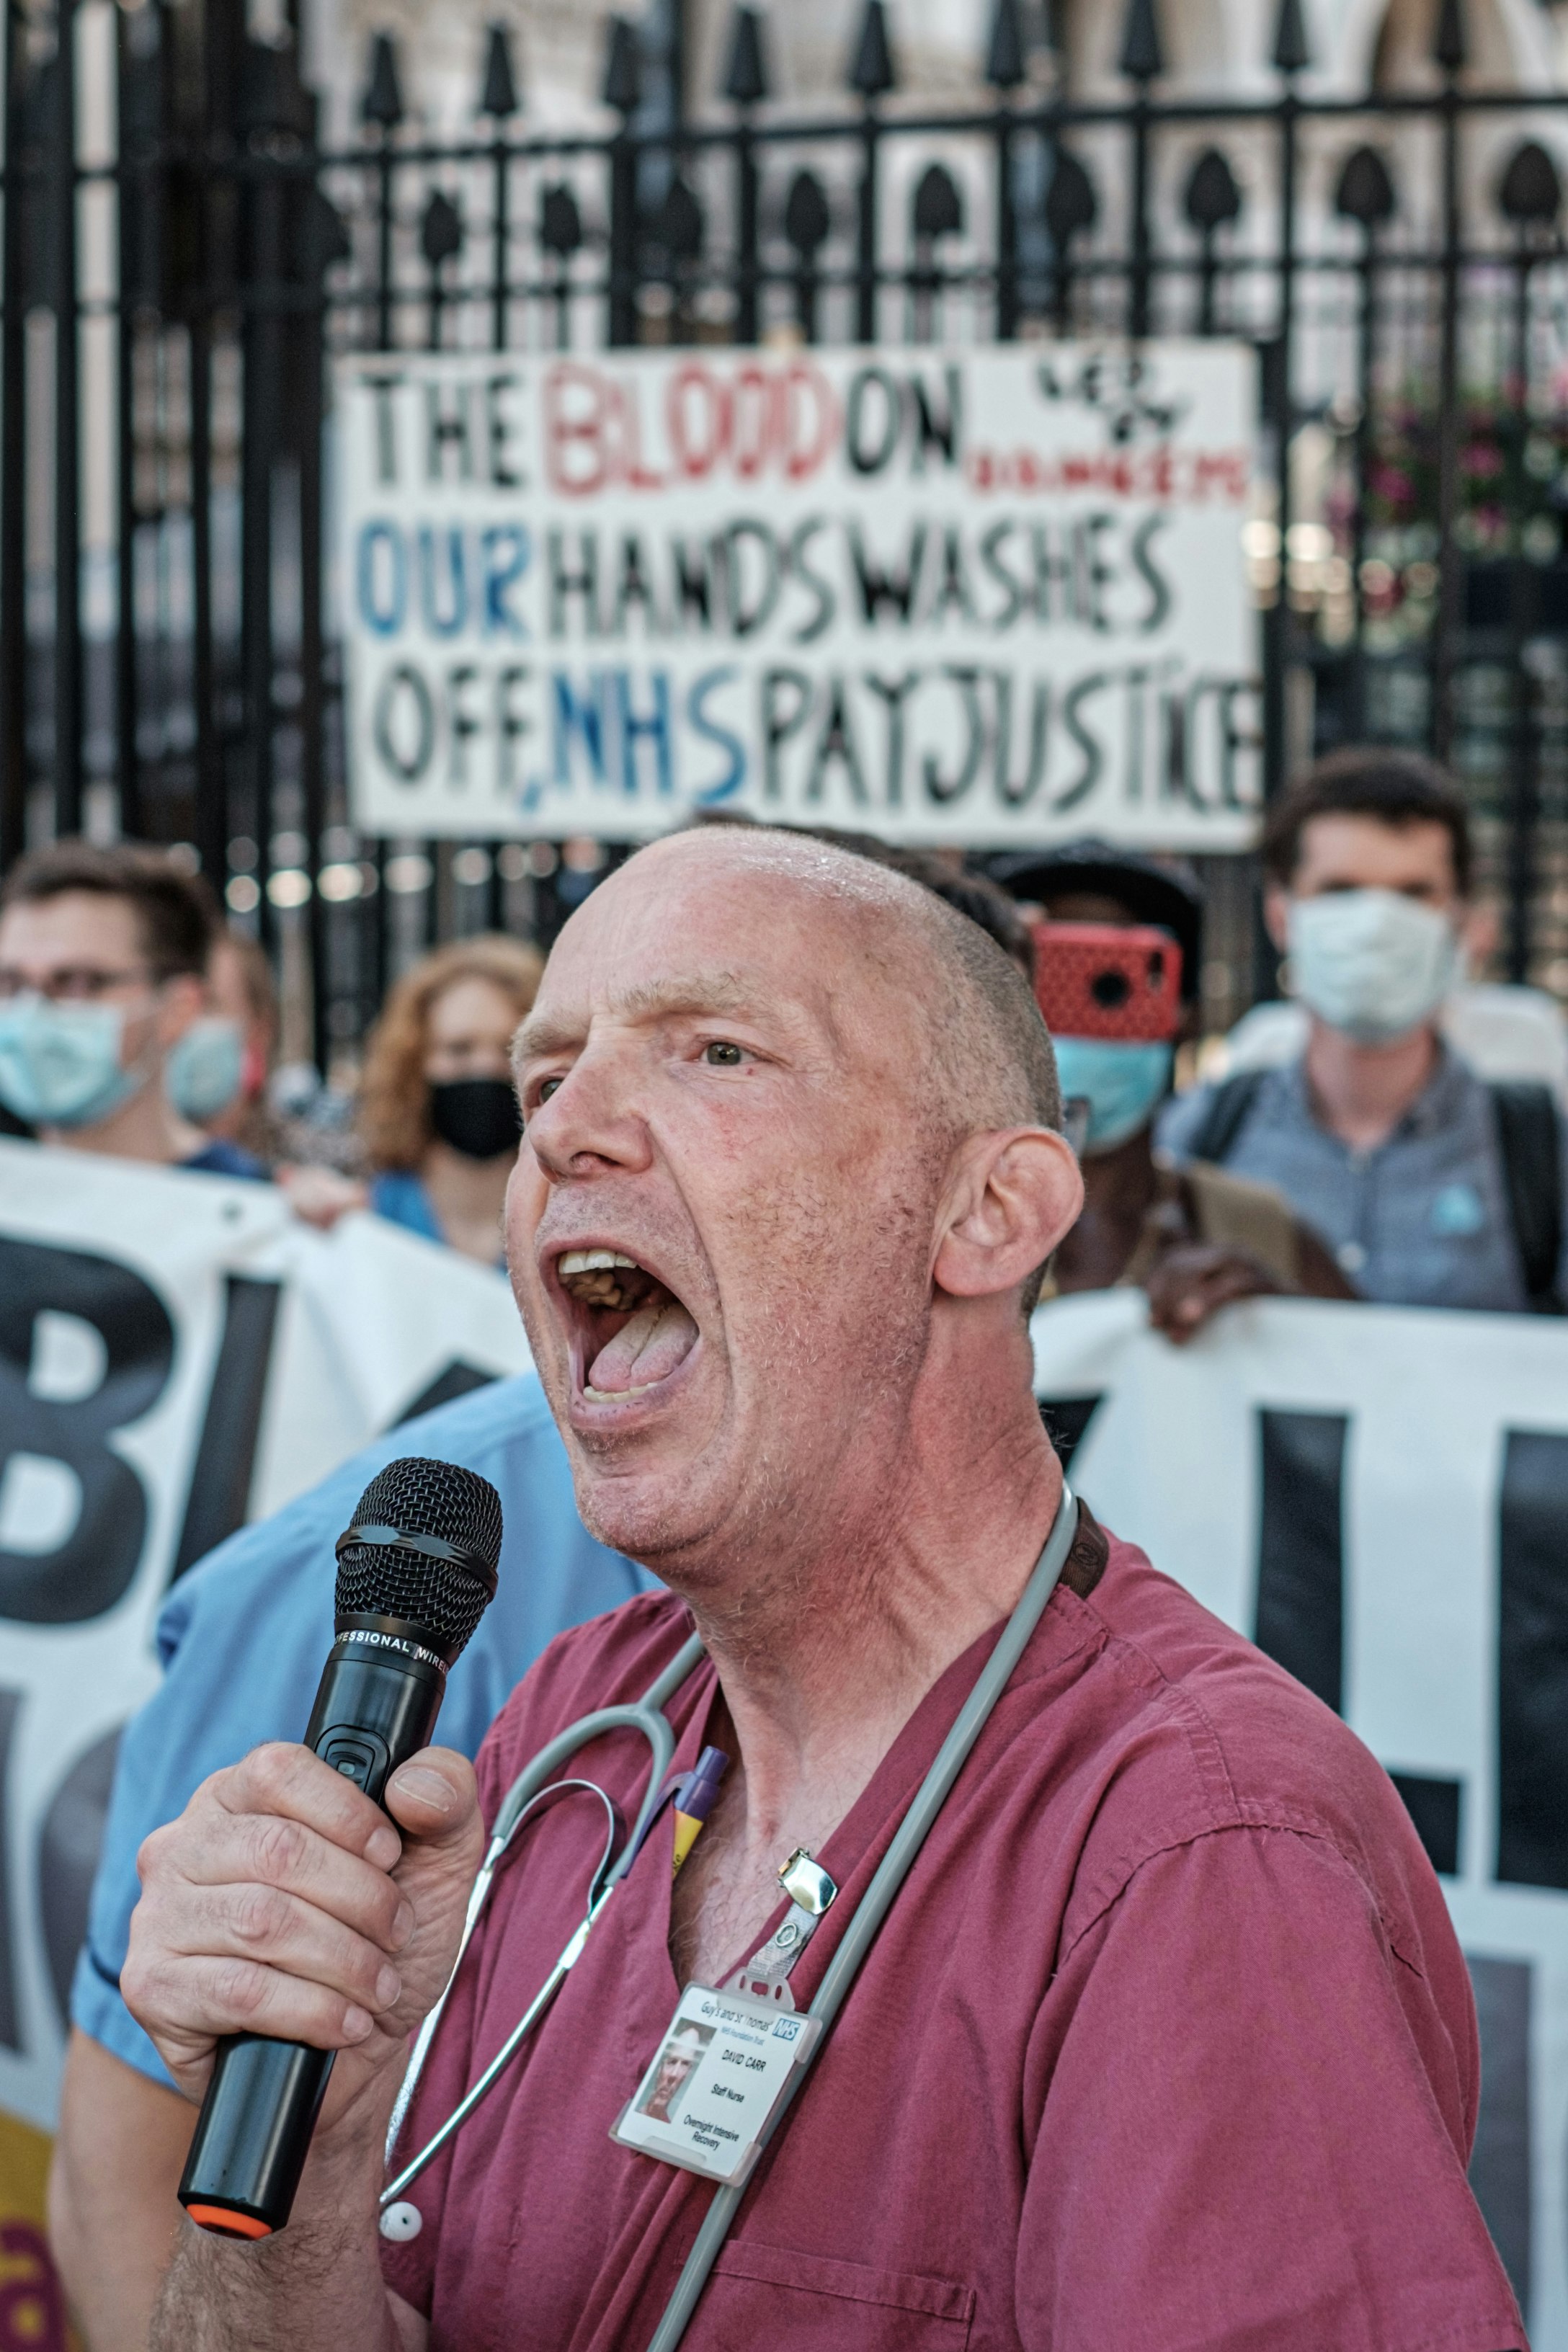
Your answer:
[524,1041,653,1182]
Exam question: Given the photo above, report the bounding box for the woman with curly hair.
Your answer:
[357,935,543,1264]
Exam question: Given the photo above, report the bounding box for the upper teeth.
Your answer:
[558,1250,638,1275]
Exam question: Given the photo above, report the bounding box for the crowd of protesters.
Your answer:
[2,743,1562,1324]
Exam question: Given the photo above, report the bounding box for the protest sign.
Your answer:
[0,1141,529,2327]
[1032,1288,1568,2344]
[336,341,1259,850]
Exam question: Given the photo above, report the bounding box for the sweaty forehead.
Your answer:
[527,835,930,1055]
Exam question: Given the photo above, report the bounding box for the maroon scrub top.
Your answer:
[382,1530,1523,2352]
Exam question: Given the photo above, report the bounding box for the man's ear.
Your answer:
[1460,900,1495,971]
[1262,883,1291,956]
[932,1128,1083,1301]
[154,974,205,1051]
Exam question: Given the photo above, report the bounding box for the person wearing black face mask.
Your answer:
[357,936,543,1265]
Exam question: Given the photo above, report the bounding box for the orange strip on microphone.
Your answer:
[185,2204,273,2239]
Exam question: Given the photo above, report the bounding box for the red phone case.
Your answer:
[1028,921,1184,1042]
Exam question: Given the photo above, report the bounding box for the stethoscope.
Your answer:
[379,1487,1080,2352]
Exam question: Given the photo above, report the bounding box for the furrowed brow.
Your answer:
[610,971,760,1024]
[513,971,765,1067]
[512,1009,582,1067]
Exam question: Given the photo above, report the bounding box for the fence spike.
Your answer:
[1431,0,1466,73]
[1117,0,1162,83]
[421,189,464,267]
[723,6,769,104]
[912,161,963,240]
[361,31,404,128]
[1271,0,1311,74]
[849,0,896,99]
[480,23,520,117]
[1499,139,1561,226]
[1333,143,1396,226]
[1045,148,1097,244]
[984,0,1026,90]
[539,181,584,256]
[784,169,832,256]
[1184,147,1242,231]
[657,175,705,259]
[602,15,641,113]
[297,187,352,279]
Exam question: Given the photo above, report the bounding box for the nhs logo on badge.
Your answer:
[771,2017,803,2042]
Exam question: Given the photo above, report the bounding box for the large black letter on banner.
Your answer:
[38,1725,124,2027]
[1497,1429,1568,1889]
[1466,1954,1532,2317]
[0,1239,174,1621]
[172,1275,282,1581]
[1252,1409,1348,1714]
[1036,1395,1102,1481]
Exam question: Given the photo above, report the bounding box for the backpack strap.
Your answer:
[1489,1081,1565,1314]
[1180,1068,1269,1169]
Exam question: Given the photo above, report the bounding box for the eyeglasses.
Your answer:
[0,966,151,1004]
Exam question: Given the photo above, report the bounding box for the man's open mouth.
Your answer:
[555,1248,700,1404]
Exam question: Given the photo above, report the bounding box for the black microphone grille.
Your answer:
[334,1456,503,1660]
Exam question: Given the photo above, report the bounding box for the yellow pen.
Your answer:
[671,1745,729,1877]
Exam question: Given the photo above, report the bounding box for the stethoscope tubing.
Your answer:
[643,1487,1079,2352]
[381,1629,708,2199]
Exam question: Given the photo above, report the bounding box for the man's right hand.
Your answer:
[122,1742,484,2141]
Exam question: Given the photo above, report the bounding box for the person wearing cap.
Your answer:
[989,841,1353,1340]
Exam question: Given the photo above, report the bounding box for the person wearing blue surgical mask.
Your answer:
[0,840,266,1180]
[1161,749,1568,1314]
[989,840,1353,1343]
[168,927,282,1161]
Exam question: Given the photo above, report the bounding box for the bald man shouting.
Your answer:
[125,830,1520,2352]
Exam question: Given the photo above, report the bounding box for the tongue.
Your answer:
[587,1295,699,1394]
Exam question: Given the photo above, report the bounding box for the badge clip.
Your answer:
[726,1848,838,2007]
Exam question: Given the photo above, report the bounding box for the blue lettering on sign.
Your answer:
[419,526,468,638]
[482,527,531,638]
[357,522,406,636]
[689,667,747,803]
[553,671,610,789]
[615,670,673,797]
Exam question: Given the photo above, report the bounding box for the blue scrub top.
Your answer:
[71,1373,656,2087]
[370,1167,445,1244]
[182,1138,269,1182]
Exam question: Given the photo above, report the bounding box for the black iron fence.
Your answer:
[4,0,1568,1064]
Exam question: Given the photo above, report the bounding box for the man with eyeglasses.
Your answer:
[0,839,264,1177]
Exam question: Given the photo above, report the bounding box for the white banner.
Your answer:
[336,342,1260,850]
[0,1140,530,2155]
[1032,1288,1568,2346]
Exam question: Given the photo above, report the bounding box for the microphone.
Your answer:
[177,1456,504,2241]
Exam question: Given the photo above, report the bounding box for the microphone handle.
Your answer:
[178,1631,447,2240]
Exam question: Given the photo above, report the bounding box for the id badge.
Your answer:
[611,1983,822,2186]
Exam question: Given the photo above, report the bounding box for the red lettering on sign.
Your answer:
[731,366,774,480]
[667,365,731,480]
[544,362,609,496]
[615,380,667,490]
[781,362,838,481]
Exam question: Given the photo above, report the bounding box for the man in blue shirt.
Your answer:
[47,1373,650,2351]
[1160,749,1568,1319]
